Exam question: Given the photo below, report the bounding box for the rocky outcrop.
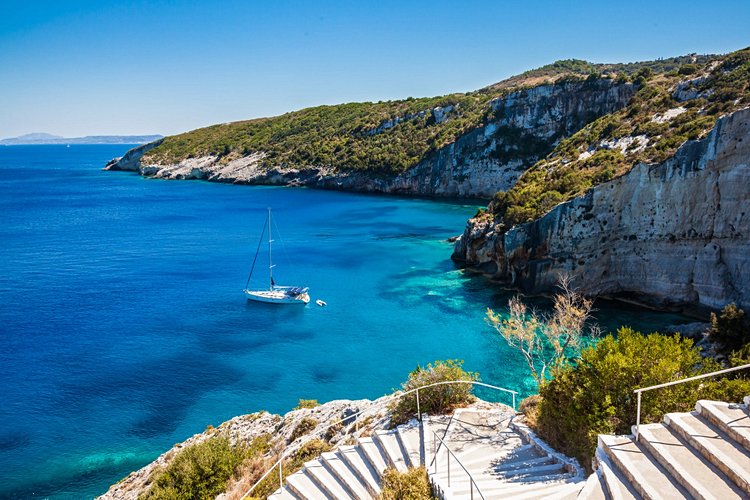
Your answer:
[453,107,750,312]
[98,397,392,499]
[105,80,635,198]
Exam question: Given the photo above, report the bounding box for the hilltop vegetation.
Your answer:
[490,48,750,226]
[142,53,717,177]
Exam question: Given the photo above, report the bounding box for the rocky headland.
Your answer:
[452,107,750,312]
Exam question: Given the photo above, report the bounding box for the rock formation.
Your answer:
[104,80,635,198]
[453,107,750,312]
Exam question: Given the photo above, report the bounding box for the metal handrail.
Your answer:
[240,379,517,498]
[431,429,485,500]
[634,362,750,438]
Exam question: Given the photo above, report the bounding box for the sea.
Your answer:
[0,145,689,498]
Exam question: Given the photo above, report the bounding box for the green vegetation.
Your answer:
[709,303,750,354]
[141,434,271,500]
[378,466,435,500]
[490,48,750,226]
[294,399,319,409]
[289,417,318,442]
[534,328,750,471]
[390,360,478,425]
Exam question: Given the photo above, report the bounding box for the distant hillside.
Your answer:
[0,133,163,145]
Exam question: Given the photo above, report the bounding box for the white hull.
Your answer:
[244,289,310,304]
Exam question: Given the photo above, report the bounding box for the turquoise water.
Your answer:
[0,145,689,497]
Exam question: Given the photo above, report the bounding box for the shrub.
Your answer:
[247,439,331,499]
[289,417,318,442]
[535,327,750,471]
[379,466,434,500]
[294,399,319,410]
[142,436,253,499]
[390,360,478,425]
[709,303,750,353]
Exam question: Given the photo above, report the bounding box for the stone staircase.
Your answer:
[580,397,750,499]
[269,408,586,499]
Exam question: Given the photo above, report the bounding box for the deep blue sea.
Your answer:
[0,145,689,498]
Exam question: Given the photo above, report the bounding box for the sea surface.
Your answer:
[0,145,689,498]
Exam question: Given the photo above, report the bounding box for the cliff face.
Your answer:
[453,107,750,311]
[104,80,635,198]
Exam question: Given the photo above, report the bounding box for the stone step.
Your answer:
[493,454,557,472]
[495,461,567,479]
[303,460,351,500]
[357,437,389,475]
[337,445,381,496]
[373,430,408,472]
[320,452,371,500]
[536,480,586,499]
[576,470,608,500]
[636,422,743,499]
[443,474,577,498]
[697,400,750,452]
[267,487,296,500]
[665,411,750,494]
[599,434,688,499]
[396,423,422,467]
[453,441,536,467]
[744,396,750,407]
[286,470,330,500]
[594,446,640,499]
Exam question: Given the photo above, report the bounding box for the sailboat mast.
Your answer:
[268,207,274,290]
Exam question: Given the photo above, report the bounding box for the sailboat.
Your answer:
[243,208,310,305]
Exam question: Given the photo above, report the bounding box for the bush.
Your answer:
[294,399,319,410]
[247,439,331,499]
[379,466,434,500]
[289,417,318,442]
[709,303,750,353]
[390,360,478,425]
[141,435,265,499]
[535,327,750,471]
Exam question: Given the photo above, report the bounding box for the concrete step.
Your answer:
[493,454,557,472]
[576,470,608,500]
[286,470,331,500]
[337,445,381,496]
[303,460,351,500]
[453,441,536,467]
[636,422,743,499]
[357,437,389,475]
[744,396,750,407]
[534,480,586,499]
[396,423,422,467]
[599,434,688,499]
[495,461,567,479]
[267,487,296,500]
[594,447,640,499]
[320,452,371,500]
[666,411,750,494]
[697,400,750,452]
[373,430,408,472]
[444,474,577,498]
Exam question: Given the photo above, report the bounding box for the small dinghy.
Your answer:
[315,299,327,307]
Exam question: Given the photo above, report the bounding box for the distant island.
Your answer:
[0,132,163,145]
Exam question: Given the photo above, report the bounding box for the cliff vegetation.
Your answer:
[140,55,712,176]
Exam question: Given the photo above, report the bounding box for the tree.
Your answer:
[486,275,597,384]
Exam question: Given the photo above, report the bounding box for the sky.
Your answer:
[0,0,748,138]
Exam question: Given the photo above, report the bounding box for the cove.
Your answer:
[0,145,689,498]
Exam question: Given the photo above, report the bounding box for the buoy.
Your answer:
[316,299,327,307]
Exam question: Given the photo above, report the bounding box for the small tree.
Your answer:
[709,303,750,353]
[486,275,597,384]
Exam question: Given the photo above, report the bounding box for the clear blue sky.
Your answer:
[1,0,748,138]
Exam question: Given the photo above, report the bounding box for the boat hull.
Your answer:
[243,289,310,304]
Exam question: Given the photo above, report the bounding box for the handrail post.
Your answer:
[447,448,451,487]
[635,391,641,440]
[432,432,436,474]
[512,392,516,410]
[416,388,421,421]
[278,457,283,490]
[471,479,474,500]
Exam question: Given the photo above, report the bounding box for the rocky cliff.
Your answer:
[453,107,750,312]
[104,80,635,198]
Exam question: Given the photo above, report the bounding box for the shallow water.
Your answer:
[0,145,689,497]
